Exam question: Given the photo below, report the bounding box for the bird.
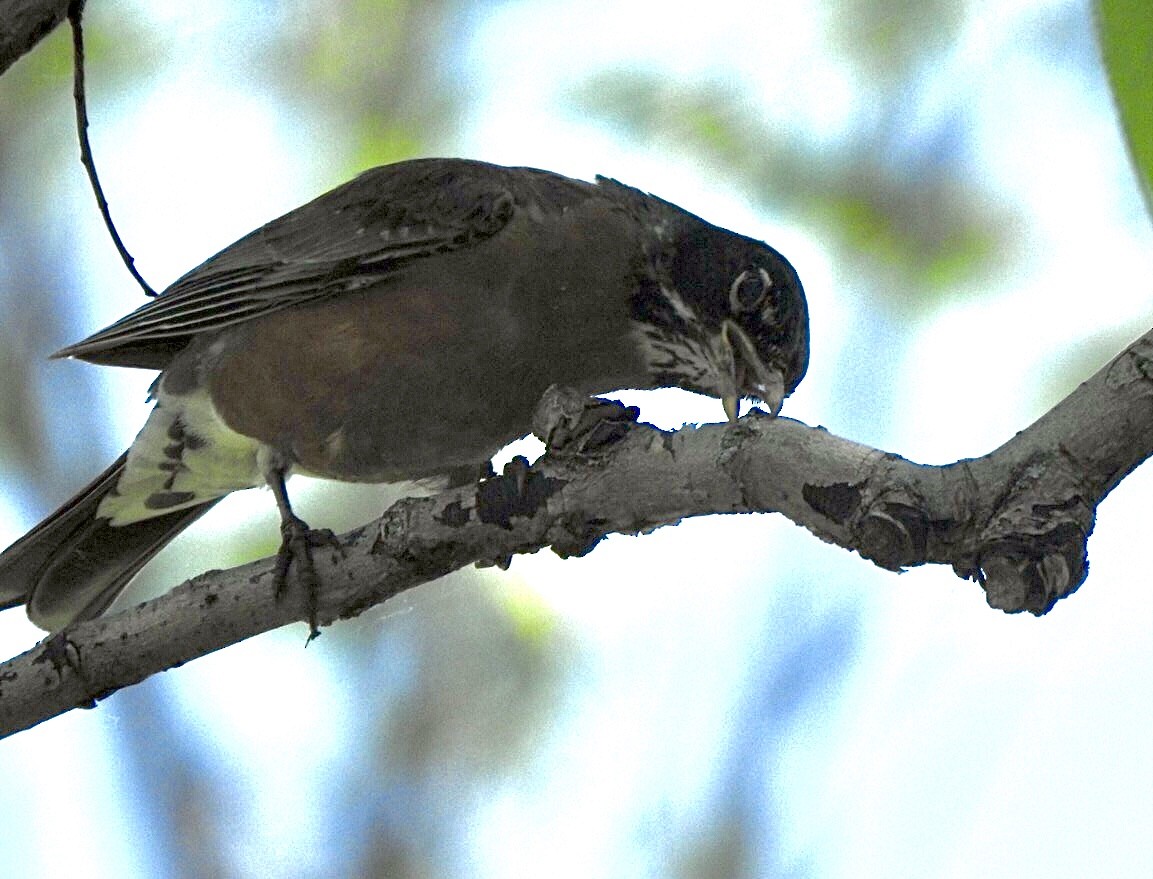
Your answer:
[0,157,809,634]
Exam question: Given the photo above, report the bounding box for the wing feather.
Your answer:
[56,159,524,365]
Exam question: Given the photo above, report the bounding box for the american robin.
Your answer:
[0,158,809,632]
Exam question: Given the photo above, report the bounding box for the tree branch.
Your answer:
[1,326,1152,738]
[0,0,71,77]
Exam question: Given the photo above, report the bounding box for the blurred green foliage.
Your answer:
[0,8,158,108]
[830,0,965,83]
[1097,0,1153,216]
[572,68,1013,320]
[1031,0,1153,414]
[268,0,465,177]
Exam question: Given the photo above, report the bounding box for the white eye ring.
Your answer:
[729,267,773,313]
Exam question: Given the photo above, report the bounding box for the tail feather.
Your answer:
[0,452,219,631]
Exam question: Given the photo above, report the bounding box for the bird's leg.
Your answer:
[265,465,338,642]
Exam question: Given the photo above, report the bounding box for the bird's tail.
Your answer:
[0,452,219,631]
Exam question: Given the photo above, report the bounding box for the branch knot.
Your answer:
[977,458,1094,614]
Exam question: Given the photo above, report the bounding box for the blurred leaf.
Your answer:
[495,577,561,647]
[1096,0,1153,217]
[675,817,752,879]
[0,6,161,112]
[271,0,467,177]
[574,74,788,176]
[573,70,1012,317]
[830,0,967,83]
[811,164,1005,310]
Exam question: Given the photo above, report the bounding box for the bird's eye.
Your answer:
[729,267,773,313]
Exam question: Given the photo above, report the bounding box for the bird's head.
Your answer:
[629,215,809,420]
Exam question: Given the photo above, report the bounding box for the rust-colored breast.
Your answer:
[202,200,651,483]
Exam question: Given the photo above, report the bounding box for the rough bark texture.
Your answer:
[2,325,1153,738]
[0,0,70,77]
[1,2,1152,737]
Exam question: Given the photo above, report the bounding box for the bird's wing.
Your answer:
[55,159,531,364]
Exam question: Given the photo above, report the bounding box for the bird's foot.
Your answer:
[474,456,552,531]
[472,456,554,569]
[33,630,98,707]
[273,513,342,642]
[532,385,640,456]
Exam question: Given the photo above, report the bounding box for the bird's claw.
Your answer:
[274,514,342,642]
[532,385,639,456]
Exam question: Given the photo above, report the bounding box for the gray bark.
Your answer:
[2,325,1152,738]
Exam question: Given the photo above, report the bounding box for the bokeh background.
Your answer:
[2,0,1153,876]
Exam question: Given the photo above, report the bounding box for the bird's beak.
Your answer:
[722,393,741,422]
[721,320,787,421]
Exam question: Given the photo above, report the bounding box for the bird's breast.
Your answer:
[192,204,654,483]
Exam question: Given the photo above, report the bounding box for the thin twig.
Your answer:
[68,0,158,298]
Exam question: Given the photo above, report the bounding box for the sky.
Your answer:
[2,0,1153,877]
